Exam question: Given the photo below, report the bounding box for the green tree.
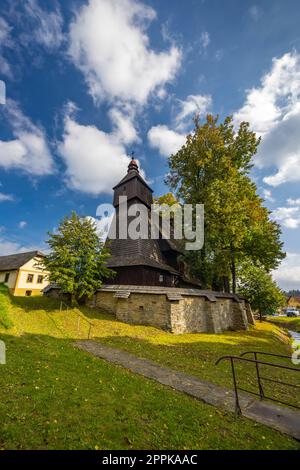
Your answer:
[166,115,285,292]
[41,212,113,304]
[242,204,285,272]
[154,193,180,207]
[237,263,286,321]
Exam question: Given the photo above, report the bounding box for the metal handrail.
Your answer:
[215,355,299,371]
[215,354,300,415]
[59,300,94,339]
[240,350,292,360]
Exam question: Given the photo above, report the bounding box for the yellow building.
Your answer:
[0,251,49,296]
[287,296,300,308]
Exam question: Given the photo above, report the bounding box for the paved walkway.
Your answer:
[75,340,300,440]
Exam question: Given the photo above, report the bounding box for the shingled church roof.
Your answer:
[106,237,180,275]
[106,158,182,276]
[113,160,153,192]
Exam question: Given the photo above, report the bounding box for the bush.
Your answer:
[0,283,13,329]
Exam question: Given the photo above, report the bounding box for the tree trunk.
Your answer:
[223,276,230,293]
[259,307,262,323]
[230,243,236,294]
[70,293,76,308]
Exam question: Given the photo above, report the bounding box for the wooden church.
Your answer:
[106,157,197,288]
[44,156,254,334]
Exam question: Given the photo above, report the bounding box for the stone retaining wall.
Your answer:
[89,285,254,334]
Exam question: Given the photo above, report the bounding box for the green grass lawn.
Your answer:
[267,316,300,333]
[0,291,299,450]
[0,284,13,329]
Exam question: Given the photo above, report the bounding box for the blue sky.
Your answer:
[1,0,300,290]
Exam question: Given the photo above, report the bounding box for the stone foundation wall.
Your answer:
[117,293,170,329]
[93,291,117,315]
[169,296,208,333]
[90,286,254,334]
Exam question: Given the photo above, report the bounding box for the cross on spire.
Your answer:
[128,151,139,173]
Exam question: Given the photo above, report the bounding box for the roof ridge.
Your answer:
[0,250,45,271]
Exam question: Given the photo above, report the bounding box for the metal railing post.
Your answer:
[230,357,242,416]
[216,352,300,411]
[254,352,264,400]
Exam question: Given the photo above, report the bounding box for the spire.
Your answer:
[128,152,139,173]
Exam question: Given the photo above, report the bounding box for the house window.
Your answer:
[25,290,32,296]
[37,275,43,284]
[159,274,164,283]
[4,273,10,283]
[27,274,34,283]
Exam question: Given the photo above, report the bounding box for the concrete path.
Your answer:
[75,340,300,441]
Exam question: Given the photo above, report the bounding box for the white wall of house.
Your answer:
[0,270,18,289]
[17,257,49,290]
[0,256,49,295]
[17,270,49,290]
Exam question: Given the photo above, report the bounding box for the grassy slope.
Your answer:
[0,294,299,450]
[267,316,300,333]
[0,284,13,329]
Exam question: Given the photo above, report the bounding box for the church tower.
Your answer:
[113,157,153,209]
[105,157,196,287]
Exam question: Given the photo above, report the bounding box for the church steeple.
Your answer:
[127,155,139,173]
[106,153,193,288]
[113,156,153,208]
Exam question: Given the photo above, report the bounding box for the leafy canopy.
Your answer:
[42,212,113,302]
[166,115,285,292]
[238,263,286,320]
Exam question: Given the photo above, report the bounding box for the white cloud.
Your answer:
[0,100,54,176]
[68,0,181,105]
[0,240,23,256]
[0,17,13,78]
[234,52,300,137]
[272,206,300,229]
[234,51,300,186]
[273,252,300,290]
[148,93,211,157]
[0,239,43,256]
[175,94,211,127]
[0,192,14,202]
[23,0,64,50]
[287,198,300,205]
[263,188,275,202]
[200,31,210,50]
[148,125,186,157]
[109,107,140,145]
[260,103,300,186]
[58,106,132,194]
[272,198,300,228]
[19,221,27,229]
